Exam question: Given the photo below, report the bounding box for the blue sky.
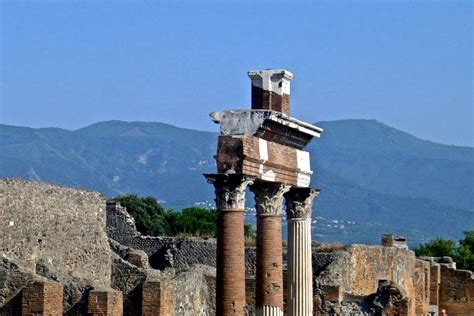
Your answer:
[1,1,472,146]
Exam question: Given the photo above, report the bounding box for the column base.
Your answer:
[256,305,284,316]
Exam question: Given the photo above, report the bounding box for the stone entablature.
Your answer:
[211,110,322,149]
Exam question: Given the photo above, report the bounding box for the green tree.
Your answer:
[455,231,474,271]
[412,238,456,258]
[114,194,168,236]
[412,231,474,271]
[164,207,217,237]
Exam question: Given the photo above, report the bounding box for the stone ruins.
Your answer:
[0,70,473,316]
[205,69,322,315]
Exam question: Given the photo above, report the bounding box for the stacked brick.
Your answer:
[21,280,63,316]
[142,280,175,316]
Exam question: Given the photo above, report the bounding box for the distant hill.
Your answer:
[0,119,472,245]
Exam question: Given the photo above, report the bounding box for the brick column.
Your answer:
[142,279,175,316]
[205,174,254,315]
[250,182,290,316]
[21,280,63,316]
[284,188,319,316]
[87,289,123,316]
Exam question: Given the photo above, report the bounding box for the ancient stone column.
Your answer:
[250,182,290,316]
[205,174,254,315]
[284,188,319,316]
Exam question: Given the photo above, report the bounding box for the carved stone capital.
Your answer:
[204,173,254,210]
[284,188,320,220]
[250,181,291,216]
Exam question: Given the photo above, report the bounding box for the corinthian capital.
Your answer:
[204,174,254,210]
[250,181,291,216]
[284,188,320,220]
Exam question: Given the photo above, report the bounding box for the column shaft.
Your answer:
[256,215,283,316]
[217,209,246,315]
[205,174,253,316]
[284,188,319,316]
[251,182,289,316]
[287,218,312,316]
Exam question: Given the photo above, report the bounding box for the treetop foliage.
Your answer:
[113,194,256,243]
[412,231,474,271]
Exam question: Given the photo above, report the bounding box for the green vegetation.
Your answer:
[114,194,167,236]
[114,194,257,244]
[412,231,474,271]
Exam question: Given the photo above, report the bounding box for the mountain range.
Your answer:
[1,119,472,245]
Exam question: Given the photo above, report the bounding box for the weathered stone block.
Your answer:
[320,285,343,303]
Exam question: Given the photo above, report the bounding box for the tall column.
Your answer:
[205,174,254,316]
[284,188,319,316]
[250,182,290,316]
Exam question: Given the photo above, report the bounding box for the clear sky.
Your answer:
[1,1,472,146]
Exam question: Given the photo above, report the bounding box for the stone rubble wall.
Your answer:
[0,179,111,288]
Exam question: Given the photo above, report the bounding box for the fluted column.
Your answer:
[205,174,254,316]
[250,182,291,316]
[284,188,320,316]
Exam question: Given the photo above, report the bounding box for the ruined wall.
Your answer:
[107,200,257,276]
[414,259,430,315]
[439,265,474,315]
[0,179,111,287]
[315,244,424,315]
[0,254,38,314]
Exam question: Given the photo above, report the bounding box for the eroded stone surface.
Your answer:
[0,179,111,288]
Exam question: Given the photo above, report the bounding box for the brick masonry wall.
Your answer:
[216,135,307,186]
[251,85,290,115]
[439,265,474,315]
